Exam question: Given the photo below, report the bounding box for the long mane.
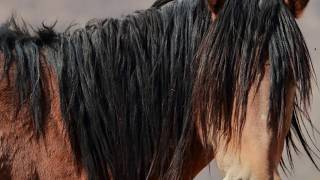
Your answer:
[0,0,318,179]
[193,0,319,172]
[0,0,212,179]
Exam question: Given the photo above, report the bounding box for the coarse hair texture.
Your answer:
[193,0,319,172]
[0,0,318,179]
[0,0,211,179]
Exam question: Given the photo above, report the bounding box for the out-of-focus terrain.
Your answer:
[0,0,319,179]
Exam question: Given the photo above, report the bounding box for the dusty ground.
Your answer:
[0,0,319,179]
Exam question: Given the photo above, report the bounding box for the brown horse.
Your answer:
[0,0,317,179]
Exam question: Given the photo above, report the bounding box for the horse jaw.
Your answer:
[215,64,296,180]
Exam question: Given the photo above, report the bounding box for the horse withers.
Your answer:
[0,0,317,179]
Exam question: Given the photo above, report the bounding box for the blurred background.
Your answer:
[0,0,319,179]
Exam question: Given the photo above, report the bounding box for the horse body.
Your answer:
[0,0,316,179]
[0,55,86,179]
[0,62,203,180]
[0,58,287,179]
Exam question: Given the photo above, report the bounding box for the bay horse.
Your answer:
[0,0,317,179]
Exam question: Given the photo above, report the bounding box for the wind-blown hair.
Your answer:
[193,0,318,171]
[0,0,317,179]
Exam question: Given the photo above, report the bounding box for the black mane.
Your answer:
[0,0,212,179]
[193,0,319,172]
[0,0,318,179]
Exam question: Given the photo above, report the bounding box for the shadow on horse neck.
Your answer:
[0,0,318,179]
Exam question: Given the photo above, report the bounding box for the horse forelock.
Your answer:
[192,0,319,172]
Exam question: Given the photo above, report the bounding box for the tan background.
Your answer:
[0,0,319,179]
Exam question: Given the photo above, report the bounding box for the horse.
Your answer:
[0,0,317,179]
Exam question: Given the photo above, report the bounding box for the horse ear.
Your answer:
[207,0,224,15]
[285,0,310,18]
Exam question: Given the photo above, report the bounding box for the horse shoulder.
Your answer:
[0,52,86,179]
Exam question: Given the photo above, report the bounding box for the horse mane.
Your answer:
[151,0,174,8]
[0,0,318,179]
[0,0,212,179]
[193,0,319,172]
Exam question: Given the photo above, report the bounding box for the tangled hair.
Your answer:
[193,0,318,171]
[0,0,318,179]
[0,0,211,179]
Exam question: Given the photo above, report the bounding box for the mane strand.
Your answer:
[0,0,212,179]
[0,0,318,179]
[192,0,319,171]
